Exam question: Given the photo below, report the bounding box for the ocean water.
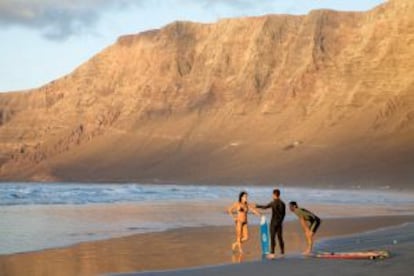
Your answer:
[0,183,413,255]
[2,183,414,206]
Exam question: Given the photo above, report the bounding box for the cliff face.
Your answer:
[0,0,413,188]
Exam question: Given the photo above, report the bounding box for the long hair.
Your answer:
[238,191,248,203]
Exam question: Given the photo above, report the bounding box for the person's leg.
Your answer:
[241,223,249,242]
[310,218,321,234]
[232,221,243,253]
[302,220,313,255]
[239,223,248,254]
[269,224,277,255]
[276,224,285,255]
[305,230,313,255]
[307,218,321,254]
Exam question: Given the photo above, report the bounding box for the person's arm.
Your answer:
[249,203,262,217]
[281,202,286,221]
[227,202,238,222]
[300,217,311,234]
[255,201,272,209]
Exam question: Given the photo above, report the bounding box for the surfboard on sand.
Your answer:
[312,250,390,260]
[260,216,270,258]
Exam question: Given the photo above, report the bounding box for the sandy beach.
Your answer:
[116,221,414,276]
[1,215,413,276]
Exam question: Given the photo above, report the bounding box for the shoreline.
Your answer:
[1,215,414,276]
[2,181,414,192]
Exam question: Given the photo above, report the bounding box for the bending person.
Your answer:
[289,201,321,255]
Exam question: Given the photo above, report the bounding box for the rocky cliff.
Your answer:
[0,0,413,188]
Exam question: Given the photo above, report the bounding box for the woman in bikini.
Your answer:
[228,191,261,254]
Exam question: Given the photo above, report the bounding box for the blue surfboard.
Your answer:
[260,216,270,258]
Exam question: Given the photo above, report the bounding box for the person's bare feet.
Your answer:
[266,253,276,259]
[302,250,312,256]
[231,242,237,252]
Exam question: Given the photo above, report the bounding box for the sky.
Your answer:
[0,0,385,92]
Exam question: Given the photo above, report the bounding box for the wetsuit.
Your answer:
[256,199,286,254]
[294,208,321,233]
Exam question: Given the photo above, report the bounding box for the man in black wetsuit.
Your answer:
[255,189,286,259]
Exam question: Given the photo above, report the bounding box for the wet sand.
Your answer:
[1,215,414,276]
[118,220,414,276]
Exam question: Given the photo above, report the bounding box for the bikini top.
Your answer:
[238,203,248,213]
